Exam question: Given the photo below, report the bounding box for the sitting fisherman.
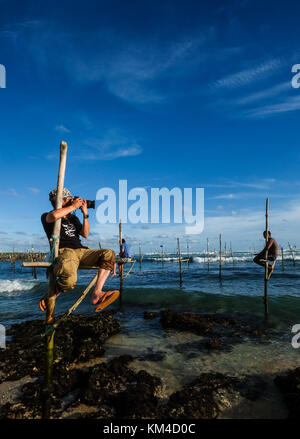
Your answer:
[118,238,132,275]
[120,238,132,259]
[39,188,117,311]
[253,231,278,278]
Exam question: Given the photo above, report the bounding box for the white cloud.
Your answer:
[235,81,290,105]
[28,187,40,194]
[77,131,142,161]
[211,58,282,90]
[211,193,235,200]
[246,95,300,118]
[55,124,71,133]
[10,188,20,197]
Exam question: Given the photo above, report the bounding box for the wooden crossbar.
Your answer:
[22,262,99,269]
[22,260,136,269]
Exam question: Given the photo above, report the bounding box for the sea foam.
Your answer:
[0,279,36,293]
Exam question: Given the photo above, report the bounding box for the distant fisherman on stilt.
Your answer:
[253,231,278,279]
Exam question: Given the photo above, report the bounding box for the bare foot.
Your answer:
[91,288,116,305]
[267,265,274,279]
[39,292,61,311]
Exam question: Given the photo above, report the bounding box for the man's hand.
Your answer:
[80,199,88,216]
[71,197,84,210]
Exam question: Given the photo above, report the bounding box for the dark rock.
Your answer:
[160,310,269,337]
[80,356,163,419]
[0,313,120,384]
[274,367,300,418]
[165,373,240,419]
[164,372,267,419]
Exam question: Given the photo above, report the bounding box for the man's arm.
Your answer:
[262,238,274,254]
[46,198,83,223]
[79,200,89,239]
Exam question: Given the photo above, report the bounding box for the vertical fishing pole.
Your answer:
[207,238,210,272]
[42,140,68,419]
[139,243,142,269]
[177,238,183,288]
[119,219,123,307]
[219,234,222,280]
[264,198,269,316]
[288,242,296,267]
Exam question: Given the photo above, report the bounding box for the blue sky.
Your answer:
[0,0,300,253]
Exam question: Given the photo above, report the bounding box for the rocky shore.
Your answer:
[0,310,298,419]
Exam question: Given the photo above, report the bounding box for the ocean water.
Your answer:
[1,253,299,416]
[1,252,300,328]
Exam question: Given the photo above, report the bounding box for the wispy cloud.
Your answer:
[76,131,142,160]
[67,30,215,103]
[211,193,236,200]
[211,58,282,90]
[202,179,276,190]
[210,191,286,201]
[246,94,300,118]
[28,187,40,194]
[2,20,215,104]
[55,124,71,133]
[10,188,20,197]
[235,81,290,105]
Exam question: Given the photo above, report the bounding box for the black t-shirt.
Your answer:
[41,212,86,249]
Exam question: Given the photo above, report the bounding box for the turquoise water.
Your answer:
[1,254,299,330]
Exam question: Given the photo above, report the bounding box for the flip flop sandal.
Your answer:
[39,285,60,312]
[39,298,47,312]
[95,290,120,313]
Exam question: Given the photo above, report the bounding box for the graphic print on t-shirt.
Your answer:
[61,222,76,237]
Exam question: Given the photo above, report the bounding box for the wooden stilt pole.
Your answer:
[281,247,284,272]
[119,220,123,307]
[177,238,183,288]
[264,198,269,316]
[207,238,210,272]
[42,141,68,419]
[219,234,222,280]
[31,246,37,279]
[288,242,296,267]
[139,244,142,269]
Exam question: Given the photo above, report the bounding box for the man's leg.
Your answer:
[40,249,79,310]
[253,252,265,267]
[267,257,276,278]
[91,267,113,305]
[78,248,116,305]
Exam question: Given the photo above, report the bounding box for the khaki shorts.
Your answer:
[53,247,116,292]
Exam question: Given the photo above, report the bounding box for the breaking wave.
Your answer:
[0,279,37,293]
